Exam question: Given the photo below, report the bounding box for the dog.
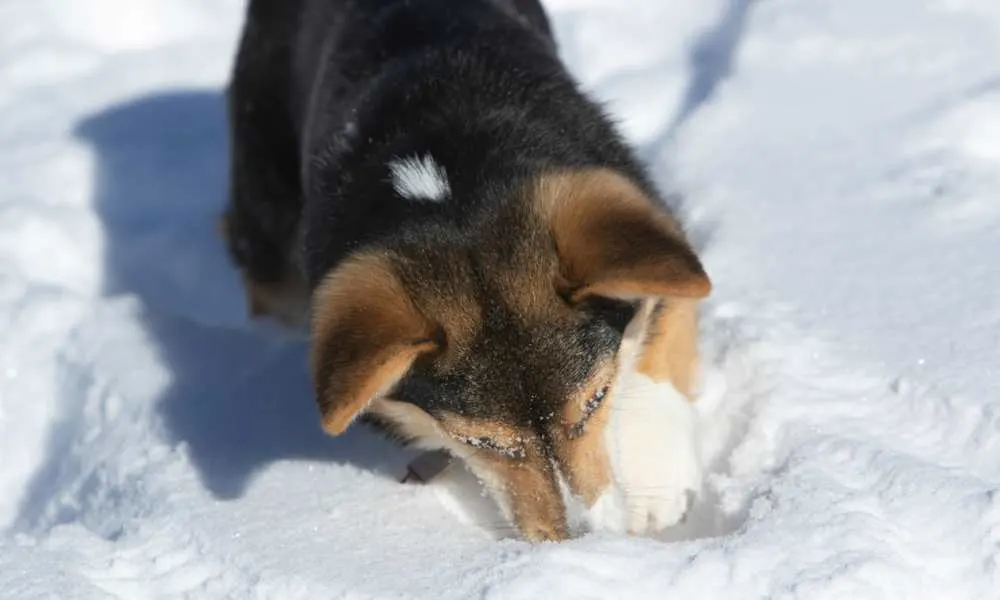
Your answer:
[221,0,712,542]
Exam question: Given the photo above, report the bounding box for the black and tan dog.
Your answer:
[221,0,712,542]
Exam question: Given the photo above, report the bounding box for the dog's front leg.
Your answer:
[604,299,703,535]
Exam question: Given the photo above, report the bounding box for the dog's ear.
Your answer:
[310,252,437,435]
[537,169,711,301]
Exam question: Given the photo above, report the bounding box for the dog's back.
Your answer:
[225,0,563,295]
[284,0,653,286]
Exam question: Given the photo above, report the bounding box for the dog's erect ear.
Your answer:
[537,169,711,301]
[310,252,437,435]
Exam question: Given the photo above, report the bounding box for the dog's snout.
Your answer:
[522,521,570,542]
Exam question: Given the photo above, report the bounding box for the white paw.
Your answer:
[605,372,703,535]
[623,436,700,534]
[581,487,628,535]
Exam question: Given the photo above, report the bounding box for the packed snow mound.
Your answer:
[2,0,999,598]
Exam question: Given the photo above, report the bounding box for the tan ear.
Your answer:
[536,169,711,301]
[310,252,437,435]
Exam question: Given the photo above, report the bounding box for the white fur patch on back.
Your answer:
[388,154,450,201]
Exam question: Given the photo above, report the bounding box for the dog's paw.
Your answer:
[623,436,700,534]
[605,373,703,536]
[580,488,628,534]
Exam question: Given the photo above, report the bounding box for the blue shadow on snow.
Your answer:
[70,90,401,501]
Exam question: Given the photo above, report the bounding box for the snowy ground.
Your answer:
[2,0,999,597]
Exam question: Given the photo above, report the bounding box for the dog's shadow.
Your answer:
[75,90,407,500]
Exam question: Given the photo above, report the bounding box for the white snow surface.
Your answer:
[2,0,1000,597]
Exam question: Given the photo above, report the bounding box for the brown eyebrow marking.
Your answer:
[562,361,616,429]
[437,413,532,458]
[568,383,609,440]
[547,359,616,506]
[551,403,613,507]
[454,435,526,459]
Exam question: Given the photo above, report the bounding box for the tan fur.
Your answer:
[482,455,569,541]
[540,361,614,505]
[537,168,708,396]
[551,394,613,505]
[403,285,481,369]
[534,169,711,300]
[369,402,569,540]
[305,168,712,541]
[310,252,438,435]
[437,414,530,447]
[368,398,446,444]
[491,231,564,323]
[637,299,700,398]
[439,415,568,542]
[377,369,617,516]
[358,256,486,370]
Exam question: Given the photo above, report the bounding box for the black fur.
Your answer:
[226,0,655,285]
[226,0,664,434]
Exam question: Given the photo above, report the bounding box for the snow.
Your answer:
[2,0,999,597]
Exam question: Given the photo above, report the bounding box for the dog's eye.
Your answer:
[585,385,609,416]
[456,435,525,459]
[569,385,610,439]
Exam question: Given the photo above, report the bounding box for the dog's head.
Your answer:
[310,168,710,541]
